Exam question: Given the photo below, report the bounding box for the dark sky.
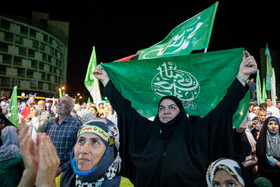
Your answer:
[1,0,279,98]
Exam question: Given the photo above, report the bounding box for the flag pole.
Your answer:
[204,48,208,53]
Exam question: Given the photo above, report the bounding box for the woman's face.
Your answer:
[213,169,243,187]
[158,99,180,123]
[74,133,106,172]
[267,121,279,134]
[30,107,36,116]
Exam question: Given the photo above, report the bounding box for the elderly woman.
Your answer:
[206,158,257,187]
[18,118,133,187]
[256,116,280,186]
[0,126,24,187]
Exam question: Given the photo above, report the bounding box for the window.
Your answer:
[0,41,8,52]
[0,19,10,29]
[20,25,28,35]
[14,56,22,66]
[4,32,13,42]
[17,68,25,77]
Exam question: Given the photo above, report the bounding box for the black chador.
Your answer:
[104,78,249,187]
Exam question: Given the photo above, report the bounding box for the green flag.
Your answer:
[8,86,18,127]
[256,69,262,105]
[271,68,277,106]
[137,2,218,60]
[102,48,249,127]
[84,46,102,106]
[262,79,267,103]
[265,44,273,91]
[58,88,62,98]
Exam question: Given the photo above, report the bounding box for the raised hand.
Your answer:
[35,133,60,187]
[239,51,258,78]
[93,64,110,86]
[18,119,39,186]
[237,50,258,86]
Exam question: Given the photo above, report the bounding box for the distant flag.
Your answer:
[58,88,63,98]
[84,46,102,106]
[8,86,18,127]
[262,79,267,103]
[271,68,277,106]
[115,53,139,62]
[265,44,273,91]
[256,69,262,105]
[137,2,219,60]
[87,97,91,104]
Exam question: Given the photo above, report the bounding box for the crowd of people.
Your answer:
[0,50,279,186]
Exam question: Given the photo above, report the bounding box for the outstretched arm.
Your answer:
[237,50,257,86]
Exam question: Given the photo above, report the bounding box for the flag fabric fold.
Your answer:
[262,79,267,103]
[271,68,277,106]
[8,86,18,127]
[102,48,249,127]
[137,2,219,60]
[265,44,273,91]
[84,46,102,106]
[256,69,262,105]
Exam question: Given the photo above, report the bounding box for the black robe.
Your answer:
[256,116,280,186]
[104,78,249,187]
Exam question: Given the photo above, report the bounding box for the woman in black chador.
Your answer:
[256,116,280,186]
[94,51,257,187]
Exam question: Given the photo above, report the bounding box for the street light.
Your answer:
[61,86,66,96]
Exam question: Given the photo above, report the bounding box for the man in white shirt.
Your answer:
[266,98,280,118]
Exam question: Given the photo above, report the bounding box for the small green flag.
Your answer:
[84,46,102,106]
[137,2,218,60]
[262,79,267,103]
[8,86,18,127]
[271,68,277,106]
[102,48,249,127]
[265,44,273,91]
[256,69,262,105]
[58,88,62,98]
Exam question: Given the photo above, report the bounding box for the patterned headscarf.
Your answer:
[206,158,245,187]
[0,126,21,161]
[73,118,121,186]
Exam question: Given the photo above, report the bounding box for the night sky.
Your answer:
[1,0,279,98]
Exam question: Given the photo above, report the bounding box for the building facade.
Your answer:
[0,13,69,97]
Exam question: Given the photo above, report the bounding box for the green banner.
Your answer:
[137,2,218,60]
[84,46,102,105]
[8,86,18,127]
[102,48,249,127]
[265,44,273,91]
[256,69,262,105]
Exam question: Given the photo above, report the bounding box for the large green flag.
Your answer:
[137,2,218,60]
[84,46,102,106]
[265,44,273,91]
[8,86,18,127]
[102,48,249,127]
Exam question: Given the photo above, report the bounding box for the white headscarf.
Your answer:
[206,158,245,187]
